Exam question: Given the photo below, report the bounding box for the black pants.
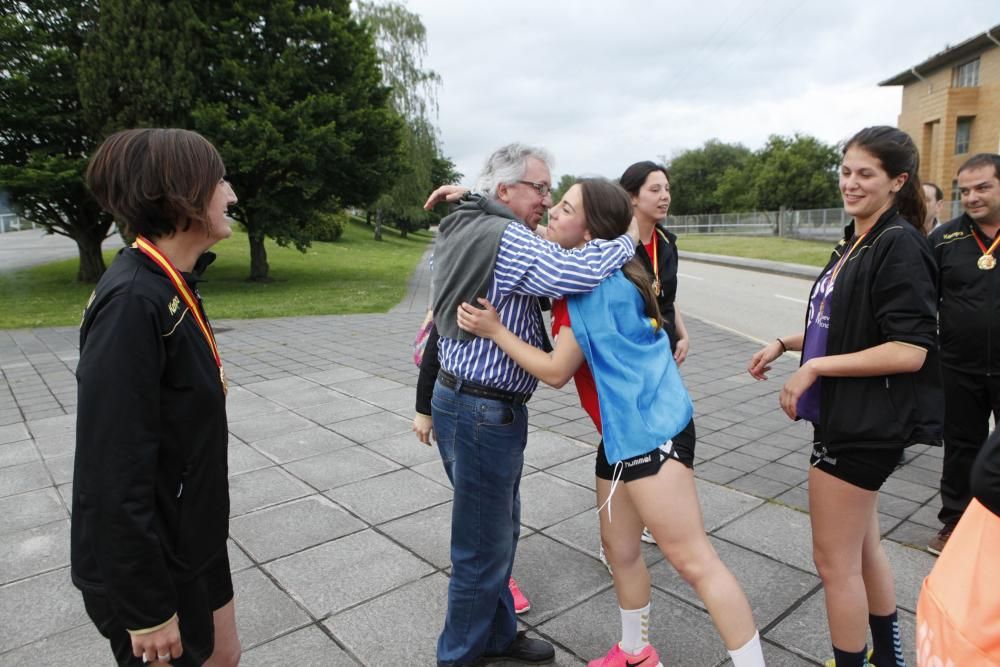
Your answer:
[939,367,1000,526]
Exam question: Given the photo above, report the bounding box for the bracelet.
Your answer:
[776,337,788,353]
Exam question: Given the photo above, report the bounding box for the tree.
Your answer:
[357,0,450,240]
[667,140,752,215]
[551,174,576,205]
[193,0,402,280]
[0,0,111,282]
[743,134,841,211]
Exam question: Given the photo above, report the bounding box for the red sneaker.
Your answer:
[588,643,662,667]
[508,577,530,614]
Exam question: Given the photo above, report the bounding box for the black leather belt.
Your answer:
[438,370,532,406]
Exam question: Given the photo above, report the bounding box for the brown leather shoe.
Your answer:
[927,523,955,556]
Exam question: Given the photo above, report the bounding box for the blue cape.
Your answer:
[568,271,693,464]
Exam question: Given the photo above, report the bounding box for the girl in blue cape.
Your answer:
[457,178,764,667]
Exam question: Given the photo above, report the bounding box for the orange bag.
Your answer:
[916,498,1000,666]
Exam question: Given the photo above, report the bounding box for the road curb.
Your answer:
[678,250,821,280]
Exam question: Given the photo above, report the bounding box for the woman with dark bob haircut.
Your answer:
[73,128,240,667]
[749,126,943,667]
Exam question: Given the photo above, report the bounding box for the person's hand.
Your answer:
[747,340,784,380]
[779,361,818,420]
[423,185,470,210]
[673,337,690,365]
[412,413,434,445]
[456,298,502,339]
[131,616,181,665]
[626,215,640,244]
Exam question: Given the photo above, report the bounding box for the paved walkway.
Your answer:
[0,228,124,273]
[0,247,944,666]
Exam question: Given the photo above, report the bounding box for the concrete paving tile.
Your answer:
[878,492,923,520]
[0,422,29,445]
[24,414,75,439]
[363,431,440,467]
[880,475,938,504]
[529,411,568,428]
[293,395,382,425]
[232,567,312,650]
[228,411,315,444]
[325,573,448,665]
[325,469,451,525]
[883,541,935,614]
[696,479,764,532]
[892,460,941,487]
[712,450,769,473]
[32,430,75,460]
[649,536,819,628]
[0,567,88,653]
[228,539,253,573]
[523,430,594,471]
[302,366,372,385]
[222,388,285,422]
[268,386,352,411]
[228,466,313,517]
[727,472,793,499]
[511,533,615,624]
[774,486,810,513]
[0,487,67,536]
[695,461,746,485]
[0,519,69,585]
[544,509,664,569]
[547,420,600,442]
[380,500,453,569]
[0,621,111,667]
[241,624,355,666]
[540,584,729,666]
[327,412,413,443]
[0,460,51,498]
[0,441,39,469]
[520,472,596,530]
[752,462,809,486]
[766,588,917,664]
[251,426,355,464]
[227,441,274,476]
[283,446,400,492]
[230,495,366,563]
[241,376,321,399]
[547,455,597,491]
[265,530,434,617]
[331,376,406,398]
[411,458,452,488]
[44,453,73,486]
[715,503,816,574]
[361,385,415,413]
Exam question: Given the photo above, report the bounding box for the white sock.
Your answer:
[619,602,650,654]
[728,630,765,667]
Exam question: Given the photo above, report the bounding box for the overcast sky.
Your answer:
[403,0,1000,185]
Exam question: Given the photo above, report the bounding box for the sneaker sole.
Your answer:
[926,544,943,556]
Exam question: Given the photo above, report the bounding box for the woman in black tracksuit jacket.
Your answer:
[748,127,943,667]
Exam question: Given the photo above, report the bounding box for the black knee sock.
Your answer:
[833,645,869,667]
[869,611,905,666]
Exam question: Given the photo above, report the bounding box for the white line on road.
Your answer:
[677,272,704,281]
[774,294,807,305]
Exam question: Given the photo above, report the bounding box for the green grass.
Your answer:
[676,234,834,267]
[0,218,432,329]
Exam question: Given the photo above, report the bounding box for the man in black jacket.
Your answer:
[928,153,1000,554]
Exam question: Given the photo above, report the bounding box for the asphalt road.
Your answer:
[0,229,124,272]
[676,259,816,346]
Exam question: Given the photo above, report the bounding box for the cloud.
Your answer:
[404,0,999,183]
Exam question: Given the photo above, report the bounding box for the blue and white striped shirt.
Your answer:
[439,222,635,394]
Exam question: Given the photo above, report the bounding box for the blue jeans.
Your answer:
[432,380,528,666]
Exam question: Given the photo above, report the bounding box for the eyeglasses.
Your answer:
[516,180,553,197]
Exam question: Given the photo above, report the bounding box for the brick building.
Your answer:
[880,24,1000,209]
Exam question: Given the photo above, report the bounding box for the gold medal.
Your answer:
[652,278,661,296]
[220,366,229,396]
[979,255,996,270]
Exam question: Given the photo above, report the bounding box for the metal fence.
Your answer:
[0,213,37,233]
[667,201,961,241]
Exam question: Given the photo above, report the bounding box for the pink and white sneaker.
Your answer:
[588,643,663,667]
[508,577,530,614]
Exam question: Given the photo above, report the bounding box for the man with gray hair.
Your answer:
[428,144,639,666]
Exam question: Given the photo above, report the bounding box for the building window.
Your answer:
[953,58,980,87]
[955,117,972,154]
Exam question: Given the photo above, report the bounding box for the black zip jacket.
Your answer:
[636,224,679,350]
[929,213,1000,375]
[806,209,943,452]
[72,248,229,631]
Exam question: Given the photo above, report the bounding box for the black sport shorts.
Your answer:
[809,444,905,491]
[596,419,696,482]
